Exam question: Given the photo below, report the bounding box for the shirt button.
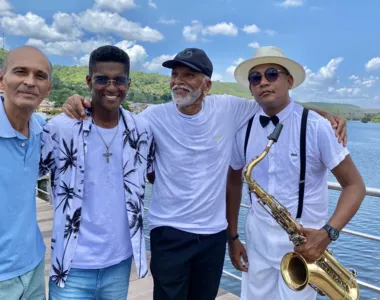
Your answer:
[21,143,25,147]
[78,189,81,192]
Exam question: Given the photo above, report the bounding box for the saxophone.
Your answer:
[242,123,359,300]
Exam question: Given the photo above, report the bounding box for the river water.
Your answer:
[143,121,380,299]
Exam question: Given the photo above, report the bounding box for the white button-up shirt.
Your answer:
[39,108,153,287]
[231,101,349,264]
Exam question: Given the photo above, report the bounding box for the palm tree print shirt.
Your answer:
[39,107,153,287]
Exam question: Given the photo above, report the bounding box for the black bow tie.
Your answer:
[259,115,279,128]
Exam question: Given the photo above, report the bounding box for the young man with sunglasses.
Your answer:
[39,45,153,299]
[60,47,347,300]
[226,46,366,300]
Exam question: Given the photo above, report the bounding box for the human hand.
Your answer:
[228,239,249,272]
[293,226,330,263]
[62,94,91,120]
[325,114,347,147]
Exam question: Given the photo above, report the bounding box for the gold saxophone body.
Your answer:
[242,124,359,300]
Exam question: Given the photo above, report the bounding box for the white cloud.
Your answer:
[143,54,175,72]
[264,29,277,36]
[303,57,344,88]
[0,0,13,16]
[158,18,178,25]
[202,22,238,36]
[183,21,239,41]
[290,57,380,105]
[52,12,82,38]
[226,58,245,77]
[349,75,359,80]
[26,38,111,56]
[148,0,157,9]
[114,40,148,69]
[183,20,202,41]
[212,72,223,81]
[248,42,260,49]
[76,54,90,66]
[365,57,380,72]
[278,0,304,7]
[242,24,261,34]
[94,0,136,12]
[1,12,77,41]
[336,87,362,97]
[77,9,163,42]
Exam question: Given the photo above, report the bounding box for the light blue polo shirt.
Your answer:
[0,97,46,281]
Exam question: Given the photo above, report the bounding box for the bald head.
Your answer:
[2,46,52,79]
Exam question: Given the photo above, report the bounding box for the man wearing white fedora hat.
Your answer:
[226,46,366,300]
[60,47,348,300]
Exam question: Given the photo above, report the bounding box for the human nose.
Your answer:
[23,73,36,86]
[105,80,118,91]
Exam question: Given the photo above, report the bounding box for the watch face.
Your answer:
[330,228,339,240]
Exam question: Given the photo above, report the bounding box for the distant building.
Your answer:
[36,98,54,112]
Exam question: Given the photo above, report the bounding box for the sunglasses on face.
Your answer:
[92,75,131,88]
[248,68,289,86]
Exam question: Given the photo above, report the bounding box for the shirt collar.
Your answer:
[0,96,43,138]
[259,99,294,123]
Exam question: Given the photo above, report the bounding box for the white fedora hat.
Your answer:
[234,46,306,89]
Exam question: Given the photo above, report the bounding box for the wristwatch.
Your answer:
[322,224,340,241]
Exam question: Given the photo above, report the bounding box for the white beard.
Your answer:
[171,86,202,107]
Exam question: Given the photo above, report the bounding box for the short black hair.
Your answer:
[89,45,130,76]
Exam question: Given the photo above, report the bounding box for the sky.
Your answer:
[0,0,380,107]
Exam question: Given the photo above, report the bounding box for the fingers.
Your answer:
[231,256,248,272]
[62,94,89,120]
[83,100,92,109]
[75,96,88,120]
[62,102,78,119]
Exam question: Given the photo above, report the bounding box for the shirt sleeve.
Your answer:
[317,118,349,170]
[230,129,246,170]
[227,96,260,131]
[39,121,59,177]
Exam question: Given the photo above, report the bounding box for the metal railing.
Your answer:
[37,177,380,294]
[222,182,380,294]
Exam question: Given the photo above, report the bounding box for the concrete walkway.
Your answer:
[36,198,239,299]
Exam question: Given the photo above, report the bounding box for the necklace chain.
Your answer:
[91,113,120,163]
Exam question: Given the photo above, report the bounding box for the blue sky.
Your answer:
[1,0,380,107]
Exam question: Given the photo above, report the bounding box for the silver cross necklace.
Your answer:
[92,114,120,163]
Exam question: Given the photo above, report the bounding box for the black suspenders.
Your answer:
[243,108,309,220]
[296,108,309,220]
[244,114,255,160]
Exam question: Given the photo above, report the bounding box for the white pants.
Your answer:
[241,210,317,300]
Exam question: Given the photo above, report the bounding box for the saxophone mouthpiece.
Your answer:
[268,123,283,142]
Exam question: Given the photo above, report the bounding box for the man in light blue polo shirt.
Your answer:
[0,46,52,300]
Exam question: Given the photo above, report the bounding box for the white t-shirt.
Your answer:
[139,95,259,234]
[72,120,132,269]
[231,101,349,227]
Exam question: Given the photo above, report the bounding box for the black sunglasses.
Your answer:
[92,75,131,88]
[248,68,289,86]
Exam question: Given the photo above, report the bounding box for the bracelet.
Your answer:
[228,234,239,243]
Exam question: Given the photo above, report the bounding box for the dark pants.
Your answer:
[150,226,227,300]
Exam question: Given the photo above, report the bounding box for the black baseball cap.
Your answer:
[162,48,213,78]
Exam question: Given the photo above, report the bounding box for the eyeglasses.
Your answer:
[248,68,289,86]
[92,75,131,89]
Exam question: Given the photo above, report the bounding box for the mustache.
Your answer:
[17,88,38,96]
[172,85,192,92]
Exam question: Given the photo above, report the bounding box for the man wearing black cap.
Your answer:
[61,47,347,300]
